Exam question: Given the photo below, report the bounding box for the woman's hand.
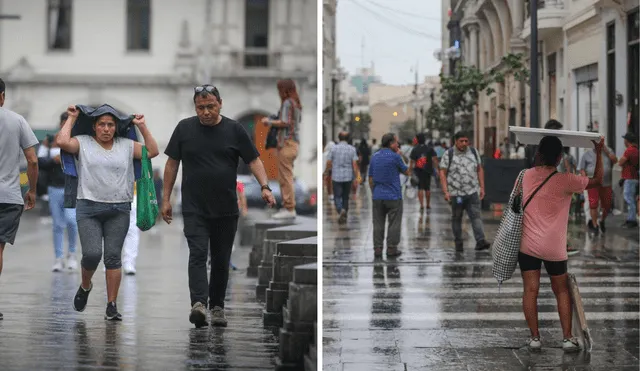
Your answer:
[593,136,605,153]
[66,105,79,118]
[132,114,146,126]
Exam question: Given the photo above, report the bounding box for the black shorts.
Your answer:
[416,170,432,191]
[0,203,24,245]
[518,252,567,276]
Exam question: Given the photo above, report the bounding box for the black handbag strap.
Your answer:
[522,171,557,210]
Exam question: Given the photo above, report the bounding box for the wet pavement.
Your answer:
[323,186,640,371]
[0,210,278,370]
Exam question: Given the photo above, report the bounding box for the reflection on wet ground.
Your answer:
[0,214,277,370]
[323,187,639,370]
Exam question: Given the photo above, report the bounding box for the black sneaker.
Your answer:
[588,220,599,234]
[73,283,92,312]
[104,302,122,321]
[0,311,3,320]
[623,221,639,228]
[475,240,491,251]
[599,220,606,234]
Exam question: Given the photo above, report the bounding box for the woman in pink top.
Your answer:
[518,135,604,352]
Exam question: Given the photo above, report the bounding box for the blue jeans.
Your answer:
[48,186,78,258]
[623,179,639,222]
[332,181,352,213]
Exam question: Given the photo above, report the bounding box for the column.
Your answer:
[469,24,479,67]
[511,0,524,32]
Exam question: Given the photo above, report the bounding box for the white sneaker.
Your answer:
[272,209,296,220]
[52,258,64,272]
[562,337,580,352]
[329,195,334,202]
[529,337,542,350]
[66,256,78,271]
[123,264,136,275]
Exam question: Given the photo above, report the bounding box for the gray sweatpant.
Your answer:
[372,199,403,250]
[77,207,130,271]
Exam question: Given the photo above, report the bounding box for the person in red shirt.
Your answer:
[619,132,639,227]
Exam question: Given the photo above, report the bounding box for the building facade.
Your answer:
[0,0,318,185]
[441,0,639,158]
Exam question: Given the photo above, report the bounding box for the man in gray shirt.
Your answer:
[0,78,40,320]
[578,144,618,234]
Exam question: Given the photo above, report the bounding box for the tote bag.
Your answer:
[492,170,557,284]
[136,146,159,231]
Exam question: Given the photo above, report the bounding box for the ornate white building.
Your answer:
[439,0,638,157]
[0,0,318,185]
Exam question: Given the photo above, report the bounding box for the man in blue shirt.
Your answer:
[368,133,410,258]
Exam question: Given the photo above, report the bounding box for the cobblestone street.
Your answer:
[323,187,639,371]
[0,212,278,370]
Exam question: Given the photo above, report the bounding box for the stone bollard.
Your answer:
[256,223,317,301]
[247,219,295,277]
[264,237,317,327]
[275,263,317,371]
[303,322,317,371]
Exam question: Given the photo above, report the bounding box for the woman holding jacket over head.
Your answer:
[262,79,302,220]
[57,105,159,320]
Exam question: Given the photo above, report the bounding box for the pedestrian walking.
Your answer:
[618,132,639,227]
[162,84,275,328]
[517,135,604,352]
[57,104,159,321]
[578,143,617,234]
[357,138,371,184]
[371,138,380,154]
[409,133,439,211]
[323,138,335,202]
[121,184,139,275]
[368,133,410,258]
[324,132,361,224]
[0,78,39,320]
[39,112,79,272]
[439,131,491,251]
[262,78,301,220]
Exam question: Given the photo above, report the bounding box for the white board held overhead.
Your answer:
[509,126,602,148]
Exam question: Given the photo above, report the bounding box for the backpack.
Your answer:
[446,147,480,176]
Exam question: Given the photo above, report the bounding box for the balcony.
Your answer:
[521,0,568,40]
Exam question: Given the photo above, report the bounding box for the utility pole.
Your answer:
[529,0,539,128]
[413,62,419,134]
[349,99,354,134]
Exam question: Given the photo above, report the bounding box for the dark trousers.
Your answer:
[450,192,486,244]
[183,214,239,309]
[359,163,369,181]
[332,181,352,213]
[372,199,403,249]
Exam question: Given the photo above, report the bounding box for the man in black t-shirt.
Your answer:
[409,133,439,210]
[162,84,275,328]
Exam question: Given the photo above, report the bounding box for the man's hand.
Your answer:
[261,117,270,126]
[161,202,173,224]
[53,155,61,164]
[132,114,146,126]
[443,191,451,202]
[67,105,79,118]
[480,188,485,200]
[24,191,36,211]
[262,189,276,207]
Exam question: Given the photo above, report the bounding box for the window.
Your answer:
[47,0,72,50]
[607,22,616,148]
[628,8,639,135]
[607,22,616,52]
[127,0,151,51]
[244,0,269,68]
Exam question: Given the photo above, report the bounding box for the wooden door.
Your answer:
[252,114,279,180]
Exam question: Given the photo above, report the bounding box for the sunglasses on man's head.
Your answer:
[194,85,218,94]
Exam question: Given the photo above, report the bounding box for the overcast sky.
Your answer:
[336,0,443,86]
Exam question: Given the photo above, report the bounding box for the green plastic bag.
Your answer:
[136,146,158,231]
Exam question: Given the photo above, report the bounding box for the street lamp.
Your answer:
[330,69,344,142]
[349,99,354,134]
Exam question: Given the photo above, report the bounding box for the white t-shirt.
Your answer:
[76,135,135,203]
[0,108,39,204]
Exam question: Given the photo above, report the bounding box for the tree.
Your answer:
[352,111,372,139]
[391,119,418,143]
[486,53,530,135]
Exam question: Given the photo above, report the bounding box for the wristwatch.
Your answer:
[261,184,272,192]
